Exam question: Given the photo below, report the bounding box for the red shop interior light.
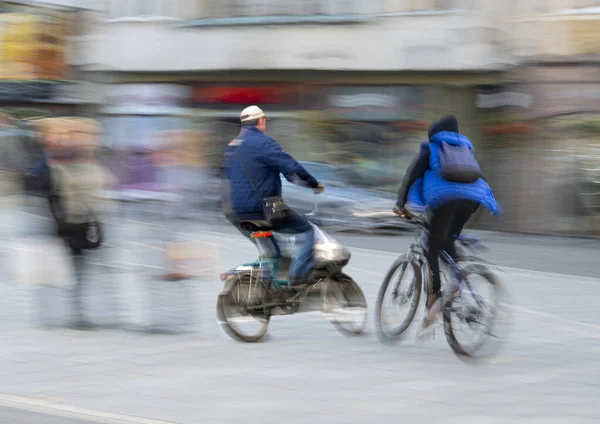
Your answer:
[192,86,296,104]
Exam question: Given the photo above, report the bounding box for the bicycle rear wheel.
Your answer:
[375,255,422,343]
[443,266,507,359]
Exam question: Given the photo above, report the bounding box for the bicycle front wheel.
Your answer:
[375,255,422,344]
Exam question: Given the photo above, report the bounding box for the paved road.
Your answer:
[0,201,599,423]
[0,406,106,424]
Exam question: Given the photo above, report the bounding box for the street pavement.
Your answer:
[0,406,110,424]
[0,199,599,423]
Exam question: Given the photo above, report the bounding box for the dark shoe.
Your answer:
[271,287,294,305]
[288,269,316,288]
[71,320,97,331]
[288,277,305,288]
[164,273,187,282]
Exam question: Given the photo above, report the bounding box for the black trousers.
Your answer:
[59,224,88,322]
[426,200,479,295]
[70,245,85,320]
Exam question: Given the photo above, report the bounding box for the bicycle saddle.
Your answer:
[239,220,273,233]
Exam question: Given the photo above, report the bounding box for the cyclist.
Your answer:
[393,115,500,331]
[221,105,324,286]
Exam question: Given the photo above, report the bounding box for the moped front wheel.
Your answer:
[321,274,367,336]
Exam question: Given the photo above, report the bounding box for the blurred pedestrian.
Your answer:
[0,115,27,197]
[49,118,114,330]
[0,114,29,239]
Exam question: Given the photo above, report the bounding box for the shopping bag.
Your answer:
[165,241,218,280]
[8,236,74,289]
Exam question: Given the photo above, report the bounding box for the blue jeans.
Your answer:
[228,210,315,283]
[271,210,315,283]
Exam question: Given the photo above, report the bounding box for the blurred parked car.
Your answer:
[203,161,411,232]
[281,162,410,233]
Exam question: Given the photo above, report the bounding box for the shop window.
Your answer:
[302,120,426,193]
[574,0,600,8]
[206,0,360,18]
[382,0,472,14]
[108,0,177,19]
[517,1,600,15]
[0,3,39,14]
[102,116,186,149]
[516,114,600,234]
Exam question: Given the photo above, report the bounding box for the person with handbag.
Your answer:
[49,118,113,329]
[221,105,324,286]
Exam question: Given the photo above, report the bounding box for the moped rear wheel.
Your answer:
[217,275,271,343]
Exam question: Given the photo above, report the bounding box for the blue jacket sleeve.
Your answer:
[396,143,430,207]
[406,178,425,207]
[259,137,319,189]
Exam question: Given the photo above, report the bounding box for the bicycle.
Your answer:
[217,198,368,343]
[375,207,506,358]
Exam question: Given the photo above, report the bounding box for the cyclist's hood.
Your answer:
[428,114,459,138]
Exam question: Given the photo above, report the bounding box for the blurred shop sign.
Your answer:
[569,20,600,55]
[476,91,533,109]
[191,85,299,106]
[104,84,190,115]
[106,84,189,107]
[38,81,103,104]
[0,12,70,81]
[326,86,420,121]
[0,82,54,102]
[330,93,398,108]
[0,81,103,104]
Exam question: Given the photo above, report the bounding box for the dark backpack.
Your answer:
[438,141,482,184]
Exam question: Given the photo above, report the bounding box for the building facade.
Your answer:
[0,0,103,117]
[79,0,600,235]
[82,0,509,188]
[476,0,600,235]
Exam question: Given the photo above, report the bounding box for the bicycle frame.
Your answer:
[407,218,485,309]
[440,250,485,309]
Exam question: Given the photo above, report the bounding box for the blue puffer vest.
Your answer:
[408,131,500,214]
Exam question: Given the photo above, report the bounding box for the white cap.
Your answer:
[240,105,266,123]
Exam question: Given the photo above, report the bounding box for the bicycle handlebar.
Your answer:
[394,204,430,228]
[395,204,489,253]
[306,191,322,218]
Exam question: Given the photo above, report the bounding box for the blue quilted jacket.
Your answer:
[407,131,500,214]
[221,126,318,220]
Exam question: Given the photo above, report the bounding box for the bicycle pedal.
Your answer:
[416,321,436,342]
[416,328,435,343]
